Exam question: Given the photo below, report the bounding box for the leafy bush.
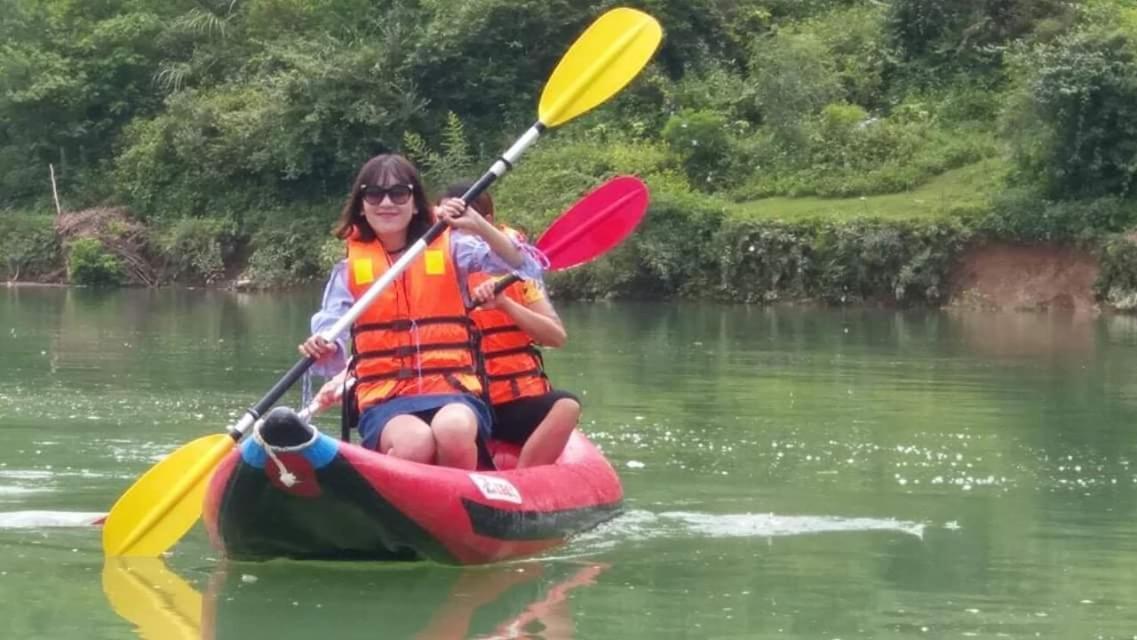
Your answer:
[717,217,972,304]
[0,211,60,280]
[797,3,890,110]
[887,0,1074,74]
[67,237,124,286]
[318,237,346,274]
[663,65,760,123]
[978,189,1137,242]
[242,219,330,288]
[153,217,238,284]
[1004,27,1137,200]
[1096,235,1137,310]
[749,31,843,139]
[732,110,997,199]
[661,109,734,188]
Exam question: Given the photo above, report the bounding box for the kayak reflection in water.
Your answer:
[102,558,607,640]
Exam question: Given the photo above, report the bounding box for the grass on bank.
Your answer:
[730,157,1009,222]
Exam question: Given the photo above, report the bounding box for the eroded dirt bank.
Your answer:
[948,243,1099,313]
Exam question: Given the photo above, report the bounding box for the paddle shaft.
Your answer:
[227,130,552,441]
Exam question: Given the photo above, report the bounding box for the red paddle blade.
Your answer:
[536,176,649,271]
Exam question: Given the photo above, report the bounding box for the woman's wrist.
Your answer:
[475,214,496,237]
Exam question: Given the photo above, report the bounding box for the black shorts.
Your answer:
[491,390,579,445]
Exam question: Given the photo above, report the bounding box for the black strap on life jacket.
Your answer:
[479,324,528,338]
[354,316,473,334]
[486,344,546,378]
[355,364,479,384]
[484,344,542,359]
[355,342,475,359]
[487,367,545,381]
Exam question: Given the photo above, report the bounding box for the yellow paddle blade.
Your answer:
[102,558,203,640]
[539,7,662,127]
[102,434,234,557]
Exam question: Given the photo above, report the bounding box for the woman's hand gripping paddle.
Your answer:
[101,7,662,558]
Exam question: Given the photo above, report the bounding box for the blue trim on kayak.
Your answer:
[239,432,340,470]
[239,438,267,469]
[306,434,339,468]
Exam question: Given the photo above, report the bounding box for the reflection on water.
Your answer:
[947,307,1097,359]
[102,559,200,640]
[101,558,608,640]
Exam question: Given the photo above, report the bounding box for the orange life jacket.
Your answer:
[469,227,551,406]
[346,229,482,410]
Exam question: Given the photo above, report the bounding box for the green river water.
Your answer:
[2,286,1136,639]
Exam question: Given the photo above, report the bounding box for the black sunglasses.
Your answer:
[360,184,414,206]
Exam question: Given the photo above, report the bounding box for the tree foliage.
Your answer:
[1006,27,1137,200]
[2,0,1137,299]
[886,0,1075,74]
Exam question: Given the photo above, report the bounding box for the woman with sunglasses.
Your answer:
[299,154,542,470]
[447,184,581,469]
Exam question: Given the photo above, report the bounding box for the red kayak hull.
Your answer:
[202,428,622,564]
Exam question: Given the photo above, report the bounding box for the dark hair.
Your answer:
[442,182,494,222]
[334,154,434,242]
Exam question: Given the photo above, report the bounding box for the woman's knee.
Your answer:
[431,403,478,444]
[551,397,581,422]
[380,417,435,463]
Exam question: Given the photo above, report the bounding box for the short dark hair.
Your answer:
[442,182,494,222]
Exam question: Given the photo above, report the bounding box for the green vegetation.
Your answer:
[733,159,1008,222]
[2,0,1137,304]
[1,211,59,281]
[66,237,124,286]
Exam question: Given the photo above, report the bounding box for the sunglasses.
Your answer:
[360,184,414,206]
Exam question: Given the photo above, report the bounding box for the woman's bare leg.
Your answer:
[431,403,479,469]
[517,398,580,468]
[379,415,435,464]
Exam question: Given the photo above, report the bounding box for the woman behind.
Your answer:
[453,184,582,468]
[300,154,542,470]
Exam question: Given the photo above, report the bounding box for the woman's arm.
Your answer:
[471,279,566,348]
[436,198,526,268]
[473,214,524,267]
[300,261,352,376]
[499,295,566,348]
[312,368,354,411]
[449,230,544,285]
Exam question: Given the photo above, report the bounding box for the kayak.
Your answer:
[202,408,623,564]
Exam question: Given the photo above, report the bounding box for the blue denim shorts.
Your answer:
[358,394,493,450]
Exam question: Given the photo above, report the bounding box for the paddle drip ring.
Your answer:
[251,409,320,488]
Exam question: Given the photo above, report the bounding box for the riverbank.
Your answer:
[5,161,1136,312]
[3,235,1123,314]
